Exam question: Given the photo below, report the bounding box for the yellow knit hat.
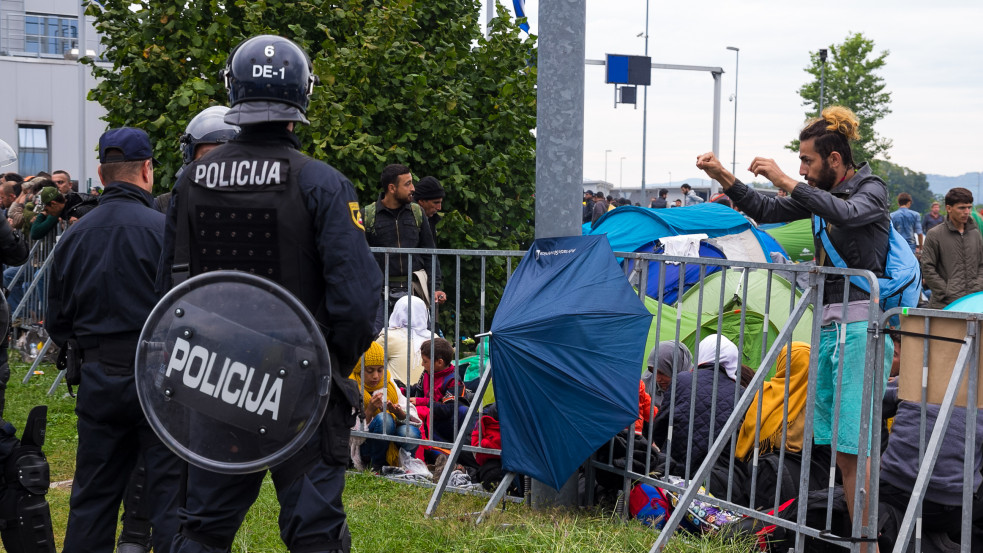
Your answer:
[362,341,385,367]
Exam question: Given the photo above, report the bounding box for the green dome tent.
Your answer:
[677,269,813,375]
[761,219,815,263]
[640,292,781,377]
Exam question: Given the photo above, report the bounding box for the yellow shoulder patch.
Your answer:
[350,202,365,231]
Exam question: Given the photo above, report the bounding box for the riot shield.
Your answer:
[0,139,14,168]
[136,271,331,474]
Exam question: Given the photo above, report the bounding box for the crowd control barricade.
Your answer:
[355,246,525,504]
[880,307,982,553]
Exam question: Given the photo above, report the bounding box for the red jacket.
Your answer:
[471,413,502,466]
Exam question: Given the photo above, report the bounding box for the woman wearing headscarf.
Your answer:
[661,334,744,476]
[736,342,810,461]
[643,341,694,412]
[375,295,432,387]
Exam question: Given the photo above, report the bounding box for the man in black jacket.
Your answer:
[47,127,185,553]
[364,164,446,331]
[696,105,893,547]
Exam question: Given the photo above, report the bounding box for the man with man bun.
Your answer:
[696,106,893,548]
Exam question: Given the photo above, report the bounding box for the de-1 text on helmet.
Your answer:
[222,35,318,126]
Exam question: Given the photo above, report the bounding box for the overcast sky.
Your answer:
[489,0,983,193]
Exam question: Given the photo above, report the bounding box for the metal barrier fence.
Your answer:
[7,232,57,330]
[11,239,983,550]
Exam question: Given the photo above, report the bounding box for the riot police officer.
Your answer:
[159,35,380,553]
[154,106,240,213]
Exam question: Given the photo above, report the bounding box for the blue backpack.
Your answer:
[812,215,921,316]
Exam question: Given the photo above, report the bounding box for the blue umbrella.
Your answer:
[945,291,983,313]
[491,235,653,489]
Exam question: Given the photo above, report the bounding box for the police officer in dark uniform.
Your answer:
[159,35,380,553]
[45,128,186,553]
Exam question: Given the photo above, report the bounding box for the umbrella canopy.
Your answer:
[491,235,652,489]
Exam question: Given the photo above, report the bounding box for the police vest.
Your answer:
[171,141,328,323]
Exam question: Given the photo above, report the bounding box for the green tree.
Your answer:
[789,32,892,164]
[873,160,935,215]
[85,0,537,337]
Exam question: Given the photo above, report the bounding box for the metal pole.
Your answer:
[530,0,585,508]
[818,48,828,114]
[604,149,611,182]
[620,156,625,194]
[726,46,739,176]
[534,0,586,241]
[640,0,649,199]
[78,3,87,192]
[710,70,722,197]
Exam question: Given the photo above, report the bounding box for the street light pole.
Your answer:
[668,171,672,187]
[726,46,739,176]
[620,156,626,194]
[604,149,612,183]
[640,0,650,198]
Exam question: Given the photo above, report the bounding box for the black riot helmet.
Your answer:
[222,35,318,126]
[180,106,240,164]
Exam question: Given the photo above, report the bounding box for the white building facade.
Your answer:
[1,0,108,191]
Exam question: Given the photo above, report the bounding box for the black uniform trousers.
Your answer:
[63,353,186,553]
[172,397,352,553]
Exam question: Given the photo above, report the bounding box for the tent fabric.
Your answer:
[586,204,770,258]
[491,235,652,489]
[677,269,814,375]
[637,293,776,377]
[627,241,726,305]
[753,227,790,261]
[761,219,815,263]
[944,290,983,313]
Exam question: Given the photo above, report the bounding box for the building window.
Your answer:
[18,126,50,177]
[25,14,78,56]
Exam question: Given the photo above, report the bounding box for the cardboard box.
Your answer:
[898,315,983,408]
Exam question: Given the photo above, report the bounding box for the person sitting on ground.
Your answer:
[470,402,524,496]
[658,334,745,476]
[642,341,693,421]
[696,334,754,388]
[877,365,983,551]
[350,342,422,471]
[375,295,430,387]
[736,342,810,461]
[412,337,471,444]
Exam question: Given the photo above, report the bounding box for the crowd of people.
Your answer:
[0,33,980,553]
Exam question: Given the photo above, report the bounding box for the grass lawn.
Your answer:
[6,360,752,552]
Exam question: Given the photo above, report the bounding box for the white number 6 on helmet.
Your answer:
[264,45,275,57]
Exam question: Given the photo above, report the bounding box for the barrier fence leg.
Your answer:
[47,369,65,396]
[476,472,516,524]
[22,337,53,384]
